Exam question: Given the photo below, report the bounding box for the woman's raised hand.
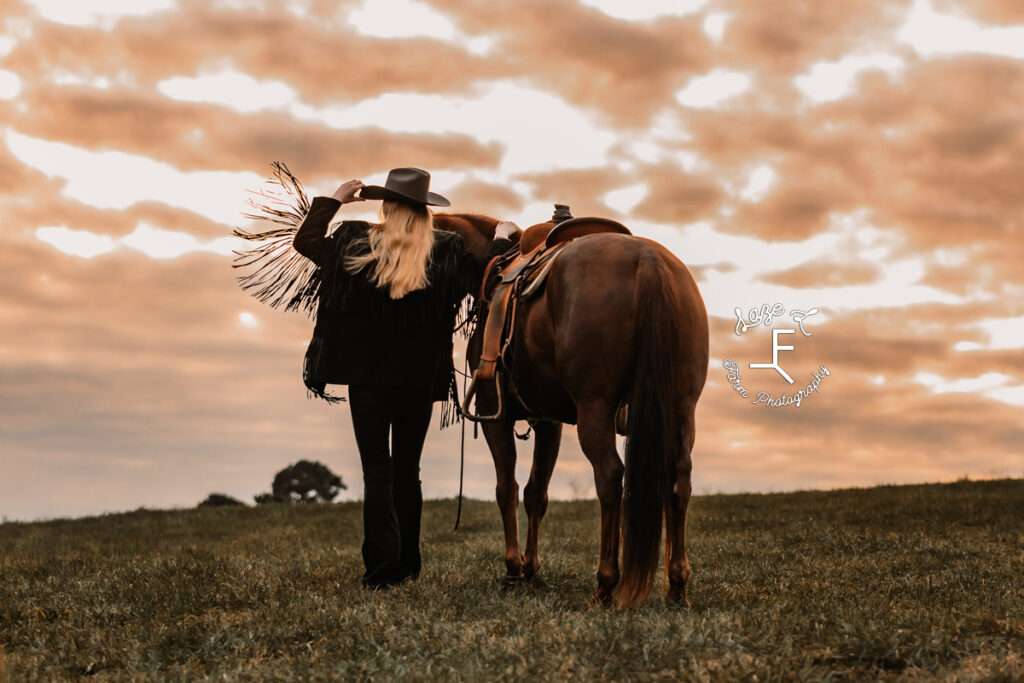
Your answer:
[495,221,520,240]
[332,179,366,204]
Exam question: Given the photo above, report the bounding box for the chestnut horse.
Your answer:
[436,212,709,607]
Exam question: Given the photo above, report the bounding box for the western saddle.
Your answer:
[461,205,632,423]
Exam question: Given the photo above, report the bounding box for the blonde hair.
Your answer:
[344,200,435,299]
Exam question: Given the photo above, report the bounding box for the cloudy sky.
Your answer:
[1,0,1022,521]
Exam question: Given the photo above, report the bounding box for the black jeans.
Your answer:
[348,383,433,587]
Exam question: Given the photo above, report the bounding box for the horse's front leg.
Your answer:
[480,417,524,584]
[523,420,562,580]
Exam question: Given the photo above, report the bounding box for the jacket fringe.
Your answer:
[232,161,342,316]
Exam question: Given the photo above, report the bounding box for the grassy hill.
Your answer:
[1,478,1022,680]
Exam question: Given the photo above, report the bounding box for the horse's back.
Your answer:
[552,233,705,331]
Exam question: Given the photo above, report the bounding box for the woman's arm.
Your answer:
[292,180,366,266]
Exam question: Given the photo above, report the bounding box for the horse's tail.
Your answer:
[614,249,681,608]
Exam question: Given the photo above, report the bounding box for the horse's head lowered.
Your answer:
[433,213,504,261]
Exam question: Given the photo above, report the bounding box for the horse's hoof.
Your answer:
[501,575,529,591]
[667,588,691,607]
[588,590,613,608]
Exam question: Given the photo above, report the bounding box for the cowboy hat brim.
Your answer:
[359,185,451,207]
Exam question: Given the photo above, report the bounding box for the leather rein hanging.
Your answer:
[454,354,468,531]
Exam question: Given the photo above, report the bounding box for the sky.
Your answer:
[1,0,1022,521]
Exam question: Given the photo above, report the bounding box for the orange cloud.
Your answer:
[760,259,881,288]
[719,0,911,72]
[7,84,503,175]
[632,164,724,223]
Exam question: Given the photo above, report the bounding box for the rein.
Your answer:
[453,355,468,531]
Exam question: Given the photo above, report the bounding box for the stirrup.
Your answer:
[460,369,504,422]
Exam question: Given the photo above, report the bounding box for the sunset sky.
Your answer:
[1,0,1022,521]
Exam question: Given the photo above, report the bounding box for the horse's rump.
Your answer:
[505,234,706,420]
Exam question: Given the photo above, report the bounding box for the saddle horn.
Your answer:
[552,204,573,224]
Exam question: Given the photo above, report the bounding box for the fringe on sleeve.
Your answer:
[232,161,342,317]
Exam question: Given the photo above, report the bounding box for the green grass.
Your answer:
[2,479,1022,681]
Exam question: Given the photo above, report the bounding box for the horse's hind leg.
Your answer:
[576,401,624,605]
[481,419,524,584]
[523,420,562,580]
[667,404,696,605]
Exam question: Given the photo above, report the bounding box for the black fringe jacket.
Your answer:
[293,196,511,404]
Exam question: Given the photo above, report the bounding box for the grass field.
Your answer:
[1,478,1022,681]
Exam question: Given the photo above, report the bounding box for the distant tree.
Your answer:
[199,493,245,508]
[255,460,346,504]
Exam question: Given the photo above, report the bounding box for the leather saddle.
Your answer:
[461,207,631,422]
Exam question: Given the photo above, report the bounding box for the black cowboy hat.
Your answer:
[358,167,450,207]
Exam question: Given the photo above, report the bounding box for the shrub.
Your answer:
[198,493,245,508]
[254,460,346,504]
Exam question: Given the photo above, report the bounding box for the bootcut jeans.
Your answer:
[347,383,433,588]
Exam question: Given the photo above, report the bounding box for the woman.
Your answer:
[292,167,515,588]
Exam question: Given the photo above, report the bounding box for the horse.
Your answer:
[434,211,709,608]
